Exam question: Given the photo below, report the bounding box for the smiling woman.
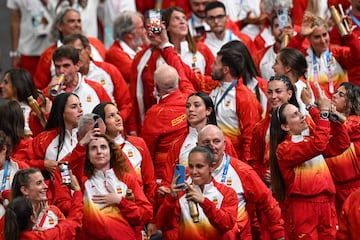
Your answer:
[269,86,351,238]
[4,167,83,240]
[157,145,238,239]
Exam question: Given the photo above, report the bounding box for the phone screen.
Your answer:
[174,164,186,187]
[148,9,162,34]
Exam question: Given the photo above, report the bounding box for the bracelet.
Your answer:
[9,50,21,58]
[305,104,315,111]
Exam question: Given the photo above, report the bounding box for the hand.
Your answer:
[147,223,158,237]
[170,175,185,197]
[147,23,169,48]
[245,11,267,25]
[315,82,331,111]
[300,11,317,36]
[185,183,204,204]
[264,169,271,186]
[301,76,315,105]
[157,185,171,196]
[92,184,122,208]
[43,97,52,114]
[79,128,102,146]
[11,56,21,68]
[47,75,65,96]
[44,160,57,175]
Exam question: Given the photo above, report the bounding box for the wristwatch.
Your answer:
[320,111,330,119]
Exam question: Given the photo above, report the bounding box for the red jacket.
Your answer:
[337,188,360,240]
[287,33,360,97]
[93,60,133,122]
[19,191,83,240]
[105,41,133,84]
[79,172,153,240]
[26,128,87,203]
[196,41,215,76]
[34,38,106,90]
[163,129,239,186]
[228,157,285,240]
[135,0,191,16]
[141,89,189,181]
[276,108,338,198]
[330,12,360,85]
[161,46,262,161]
[128,45,195,134]
[157,178,238,240]
[125,135,157,206]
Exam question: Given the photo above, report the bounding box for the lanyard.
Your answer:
[312,49,334,94]
[215,79,238,112]
[227,29,233,41]
[350,13,360,28]
[220,155,230,184]
[1,160,9,192]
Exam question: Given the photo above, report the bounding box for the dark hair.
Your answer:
[339,82,360,116]
[4,69,39,102]
[92,102,125,136]
[217,47,244,79]
[92,102,114,124]
[268,75,299,109]
[162,7,198,54]
[84,134,129,179]
[52,45,80,65]
[0,130,11,160]
[0,100,25,150]
[187,92,217,125]
[45,92,79,161]
[269,103,289,202]
[4,196,34,240]
[205,1,226,16]
[189,145,215,166]
[62,33,90,48]
[221,40,261,101]
[278,48,307,79]
[11,168,41,199]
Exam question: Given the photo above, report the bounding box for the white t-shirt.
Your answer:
[218,0,261,40]
[7,0,53,55]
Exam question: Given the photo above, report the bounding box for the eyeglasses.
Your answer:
[206,14,226,22]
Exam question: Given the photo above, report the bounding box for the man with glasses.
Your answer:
[203,1,256,58]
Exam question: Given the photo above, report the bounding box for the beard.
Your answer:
[211,70,224,81]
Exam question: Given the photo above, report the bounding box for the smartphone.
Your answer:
[58,162,71,185]
[148,9,162,34]
[93,115,99,128]
[174,164,186,187]
[277,8,289,29]
[195,26,205,36]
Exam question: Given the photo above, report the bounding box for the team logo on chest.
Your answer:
[226,178,232,186]
[86,96,92,102]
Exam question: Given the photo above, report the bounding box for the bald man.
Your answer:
[141,65,189,184]
[154,65,179,98]
[197,124,285,240]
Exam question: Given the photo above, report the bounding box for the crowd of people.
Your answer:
[0,0,360,239]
